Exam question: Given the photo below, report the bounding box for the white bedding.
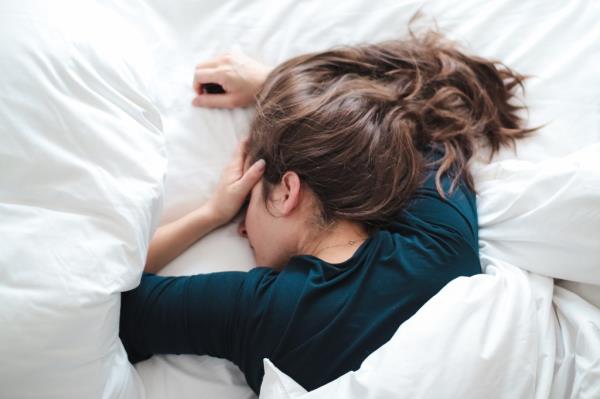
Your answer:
[3,0,597,398]
[99,0,600,398]
[0,1,166,398]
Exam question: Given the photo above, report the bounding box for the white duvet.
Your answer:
[0,1,165,398]
[1,0,599,398]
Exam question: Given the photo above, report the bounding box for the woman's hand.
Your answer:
[192,51,272,108]
[143,140,264,274]
[206,139,266,226]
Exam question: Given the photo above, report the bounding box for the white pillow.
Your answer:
[0,1,166,398]
[474,143,600,285]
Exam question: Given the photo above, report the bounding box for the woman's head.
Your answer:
[242,30,535,267]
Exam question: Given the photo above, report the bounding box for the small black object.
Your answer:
[202,83,226,94]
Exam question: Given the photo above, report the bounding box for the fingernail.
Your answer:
[256,159,266,170]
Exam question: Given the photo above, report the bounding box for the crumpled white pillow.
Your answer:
[0,1,166,398]
[258,143,600,398]
[474,143,600,285]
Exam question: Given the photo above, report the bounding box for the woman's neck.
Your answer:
[299,220,369,264]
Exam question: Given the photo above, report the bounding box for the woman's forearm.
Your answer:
[144,204,223,274]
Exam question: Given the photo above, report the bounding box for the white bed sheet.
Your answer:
[101,0,600,398]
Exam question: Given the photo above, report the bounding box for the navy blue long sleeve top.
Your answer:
[119,166,481,394]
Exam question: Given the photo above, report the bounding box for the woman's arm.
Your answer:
[145,139,266,274]
[144,205,222,274]
[120,268,274,370]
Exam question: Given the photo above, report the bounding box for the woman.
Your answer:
[119,31,534,394]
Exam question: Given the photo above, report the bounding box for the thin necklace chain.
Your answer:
[314,237,368,256]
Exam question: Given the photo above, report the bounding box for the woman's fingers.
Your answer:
[192,51,270,109]
[192,67,225,94]
[235,159,266,194]
[191,94,240,108]
[192,64,242,108]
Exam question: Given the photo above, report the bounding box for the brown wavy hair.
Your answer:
[247,30,536,228]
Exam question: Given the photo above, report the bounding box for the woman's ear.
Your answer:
[271,171,302,216]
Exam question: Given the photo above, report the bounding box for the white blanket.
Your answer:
[99,0,599,398]
[0,1,166,398]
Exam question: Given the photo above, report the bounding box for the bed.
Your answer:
[1,0,598,398]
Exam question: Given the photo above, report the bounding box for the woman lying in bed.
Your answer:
[119,31,534,394]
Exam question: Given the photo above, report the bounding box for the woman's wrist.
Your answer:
[191,203,227,234]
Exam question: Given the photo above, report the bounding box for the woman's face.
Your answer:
[238,179,291,269]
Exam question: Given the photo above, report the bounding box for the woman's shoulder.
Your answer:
[385,159,479,247]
